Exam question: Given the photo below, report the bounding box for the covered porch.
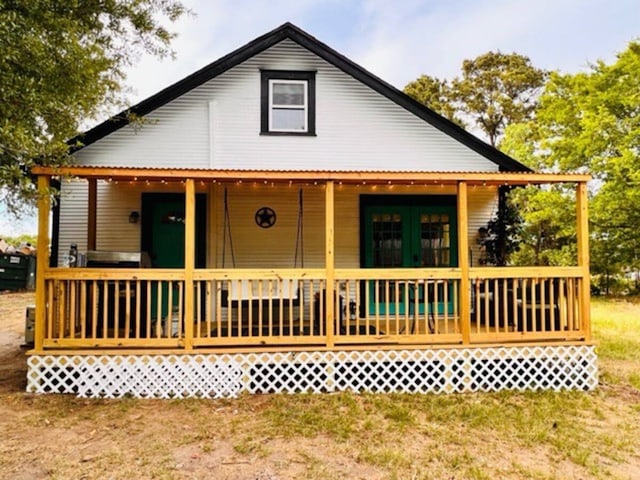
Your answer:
[27,167,597,397]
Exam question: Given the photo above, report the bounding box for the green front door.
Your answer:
[141,193,207,319]
[363,201,457,315]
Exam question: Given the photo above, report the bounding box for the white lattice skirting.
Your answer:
[26,346,597,398]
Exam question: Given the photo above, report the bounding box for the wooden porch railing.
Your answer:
[469,267,586,342]
[42,269,186,348]
[39,267,589,350]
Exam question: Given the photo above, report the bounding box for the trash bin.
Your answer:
[0,253,34,291]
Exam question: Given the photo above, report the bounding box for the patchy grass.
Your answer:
[0,292,639,479]
[592,297,640,360]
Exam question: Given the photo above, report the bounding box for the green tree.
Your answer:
[452,52,547,146]
[403,74,461,125]
[503,40,640,272]
[1,233,37,248]
[405,52,547,146]
[0,0,188,213]
[508,186,577,266]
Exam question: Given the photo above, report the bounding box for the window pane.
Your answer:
[272,108,306,131]
[273,83,305,105]
[420,213,450,267]
[372,213,403,267]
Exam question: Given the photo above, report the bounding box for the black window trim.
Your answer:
[260,69,316,136]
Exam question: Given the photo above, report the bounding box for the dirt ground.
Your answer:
[1,291,639,480]
[0,291,32,394]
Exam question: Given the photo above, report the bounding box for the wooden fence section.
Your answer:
[39,267,589,350]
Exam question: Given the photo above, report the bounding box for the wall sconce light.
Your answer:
[129,211,140,224]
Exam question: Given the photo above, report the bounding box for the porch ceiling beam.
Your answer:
[31,166,590,185]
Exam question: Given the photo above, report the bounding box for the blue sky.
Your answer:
[1,0,638,236]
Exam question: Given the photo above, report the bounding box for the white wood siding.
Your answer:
[73,40,499,172]
[57,179,88,266]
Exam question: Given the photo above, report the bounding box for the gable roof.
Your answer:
[72,22,531,172]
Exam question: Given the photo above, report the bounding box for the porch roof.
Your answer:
[31,166,590,186]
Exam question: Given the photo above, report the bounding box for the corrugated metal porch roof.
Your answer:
[32,166,590,185]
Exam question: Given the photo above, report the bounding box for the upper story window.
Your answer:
[261,70,316,135]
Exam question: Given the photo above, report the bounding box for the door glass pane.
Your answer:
[420,213,450,266]
[372,213,403,267]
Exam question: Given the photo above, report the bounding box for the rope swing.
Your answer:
[221,187,236,268]
[294,188,304,268]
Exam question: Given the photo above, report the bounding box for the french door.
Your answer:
[363,202,457,315]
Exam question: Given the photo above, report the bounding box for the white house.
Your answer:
[28,23,596,398]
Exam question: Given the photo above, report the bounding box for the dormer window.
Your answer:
[261,70,316,135]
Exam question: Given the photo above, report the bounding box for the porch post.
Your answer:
[457,181,471,344]
[87,178,97,250]
[325,180,335,348]
[183,179,195,350]
[576,181,591,342]
[34,175,51,352]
